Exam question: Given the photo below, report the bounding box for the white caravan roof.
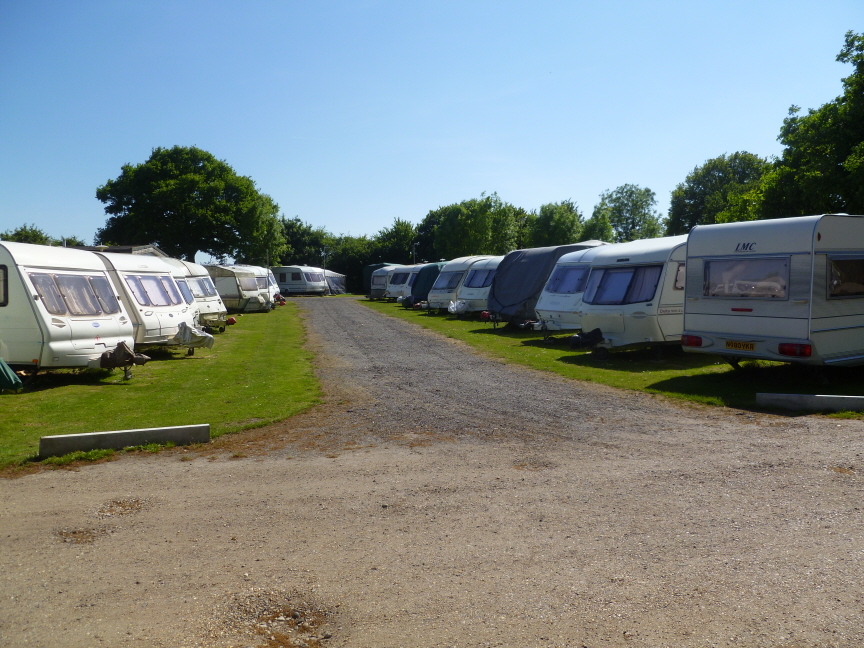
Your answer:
[687,214,864,257]
[438,255,493,273]
[553,246,607,266]
[1,242,106,271]
[272,265,325,274]
[96,251,177,274]
[586,235,688,267]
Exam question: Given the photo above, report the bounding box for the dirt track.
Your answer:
[2,297,864,647]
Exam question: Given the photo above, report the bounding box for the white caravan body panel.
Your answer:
[579,235,688,349]
[384,265,418,300]
[0,242,135,369]
[162,258,227,328]
[683,214,864,366]
[454,256,504,312]
[427,256,494,310]
[535,246,606,332]
[96,251,195,346]
[272,266,327,295]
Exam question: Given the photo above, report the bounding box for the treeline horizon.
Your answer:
[3,30,861,294]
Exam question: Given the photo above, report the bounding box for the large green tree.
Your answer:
[372,218,417,264]
[528,200,583,247]
[748,31,864,219]
[95,146,280,261]
[432,193,520,259]
[594,184,663,242]
[666,152,769,234]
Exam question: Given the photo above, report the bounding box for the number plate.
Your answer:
[725,340,755,351]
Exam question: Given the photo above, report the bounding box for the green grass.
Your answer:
[361,300,864,412]
[0,303,320,468]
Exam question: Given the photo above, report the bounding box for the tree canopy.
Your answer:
[529,200,583,247]
[666,152,769,234]
[594,185,663,242]
[95,146,283,261]
[1,223,88,246]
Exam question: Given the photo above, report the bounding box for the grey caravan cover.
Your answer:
[488,242,605,323]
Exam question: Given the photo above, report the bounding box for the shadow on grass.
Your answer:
[550,344,724,372]
[647,362,864,410]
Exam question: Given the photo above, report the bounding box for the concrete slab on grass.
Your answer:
[39,424,210,459]
[756,393,864,412]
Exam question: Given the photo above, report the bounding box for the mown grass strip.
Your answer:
[361,300,864,412]
[0,303,320,468]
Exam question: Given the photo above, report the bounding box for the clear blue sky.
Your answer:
[1,0,860,247]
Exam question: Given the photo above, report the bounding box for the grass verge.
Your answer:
[0,303,320,469]
[361,300,864,413]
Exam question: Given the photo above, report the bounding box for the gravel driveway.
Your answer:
[2,296,863,648]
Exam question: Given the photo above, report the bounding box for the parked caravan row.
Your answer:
[0,242,225,373]
[207,264,275,312]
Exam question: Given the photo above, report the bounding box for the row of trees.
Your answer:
[4,31,860,293]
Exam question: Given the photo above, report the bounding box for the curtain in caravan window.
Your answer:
[175,279,195,304]
[238,277,258,291]
[138,275,171,306]
[626,265,663,302]
[159,276,184,305]
[545,265,589,294]
[89,276,120,313]
[29,273,67,314]
[829,258,864,297]
[124,275,151,306]
[255,276,268,289]
[54,275,102,316]
[0,266,7,306]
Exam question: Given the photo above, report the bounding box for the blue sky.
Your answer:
[0,1,861,248]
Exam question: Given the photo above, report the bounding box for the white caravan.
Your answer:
[453,256,504,312]
[534,246,607,333]
[574,235,688,353]
[369,266,396,299]
[0,242,135,370]
[681,214,864,366]
[384,265,417,300]
[206,265,269,312]
[95,251,196,346]
[232,264,276,308]
[272,266,328,295]
[427,256,493,310]
[162,258,228,330]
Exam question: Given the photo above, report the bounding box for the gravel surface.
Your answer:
[2,296,863,647]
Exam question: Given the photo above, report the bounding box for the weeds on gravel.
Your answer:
[362,301,864,410]
[0,303,320,469]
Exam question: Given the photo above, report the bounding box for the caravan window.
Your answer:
[304,272,324,282]
[138,275,172,306]
[704,258,788,299]
[29,273,67,314]
[54,275,102,316]
[674,263,685,290]
[124,275,151,306]
[0,266,7,307]
[583,265,663,305]
[828,257,864,298]
[390,272,409,285]
[432,271,462,290]
[464,268,495,288]
[188,277,218,298]
[407,273,418,287]
[238,276,258,292]
[291,272,301,281]
[88,276,120,313]
[372,274,388,287]
[255,276,268,290]
[545,265,589,294]
[159,276,184,305]
[174,278,196,304]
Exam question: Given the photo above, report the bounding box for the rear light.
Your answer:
[778,343,811,357]
[681,334,703,347]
